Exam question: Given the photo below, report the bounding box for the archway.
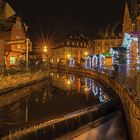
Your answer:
[99,55,105,68]
[92,55,98,67]
[85,56,91,68]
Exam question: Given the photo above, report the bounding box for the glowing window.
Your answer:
[67,41,70,45]
[77,42,79,46]
[57,58,59,63]
[50,58,53,63]
[10,56,16,64]
[72,42,74,46]
[17,44,21,49]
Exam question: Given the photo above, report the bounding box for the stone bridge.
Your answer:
[52,65,140,140]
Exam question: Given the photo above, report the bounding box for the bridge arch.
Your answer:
[85,56,92,68]
[99,54,105,68]
[92,55,98,67]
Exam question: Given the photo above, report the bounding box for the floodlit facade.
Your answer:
[93,38,122,54]
[51,31,92,67]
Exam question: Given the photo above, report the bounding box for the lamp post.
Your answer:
[26,38,30,70]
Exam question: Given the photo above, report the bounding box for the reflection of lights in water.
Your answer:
[85,78,92,90]
[99,92,109,103]
[92,83,98,96]
[85,87,88,91]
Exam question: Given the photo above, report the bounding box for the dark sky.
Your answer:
[7,0,126,42]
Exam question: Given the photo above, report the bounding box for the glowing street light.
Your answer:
[43,45,48,52]
[67,80,71,85]
[67,54,71,59]
[85,52,88,56]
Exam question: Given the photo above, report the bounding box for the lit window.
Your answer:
[17,44,21,49]
[16,36,21,39]
[50,73,54,77]
[81,42,83,46]
[77,42,79,46]
[50,58,53,63]
[57,58,59,63]
[67,41,70,45]
[10,56,16,64]
[72,42,74,46]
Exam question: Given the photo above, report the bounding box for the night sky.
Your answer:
[7,0,126,43]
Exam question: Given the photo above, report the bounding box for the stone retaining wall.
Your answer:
[0,70,49,93]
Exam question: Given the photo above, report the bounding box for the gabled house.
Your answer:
[0,0,32,71]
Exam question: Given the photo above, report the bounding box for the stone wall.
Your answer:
[0,70,49,92]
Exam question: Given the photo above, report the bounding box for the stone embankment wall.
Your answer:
[56,66,140,140]
[0,70,49,93]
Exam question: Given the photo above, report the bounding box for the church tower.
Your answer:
[122,2,132,35]
[131,0,138,21]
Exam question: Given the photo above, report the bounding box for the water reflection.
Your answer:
[50,73,109,103]
[0,73,110,136]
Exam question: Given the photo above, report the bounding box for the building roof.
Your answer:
[0,15,16,32]
[65,31,88,41]
[0,1,16,32]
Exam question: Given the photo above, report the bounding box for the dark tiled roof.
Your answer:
[0,15,16,32]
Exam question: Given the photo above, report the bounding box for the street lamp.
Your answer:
[42,45,48,63]
[85,52,88,56]
[43,45,48,52]
[67,54,71,59]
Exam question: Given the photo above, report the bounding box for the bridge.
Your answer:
[50,64,140,140]
[0,64,139,140]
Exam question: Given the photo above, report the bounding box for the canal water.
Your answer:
[0,72,128,139]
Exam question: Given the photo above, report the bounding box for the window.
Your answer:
[50,58,53,63]
[10,56,16,64]
[16,36,21,39]
[57,58,59,63]
[72,42,74,46]
[17,44,21,49]
[67,41,70,45]
[77,42,79,46]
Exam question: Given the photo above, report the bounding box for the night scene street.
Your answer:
[0,0,140,140]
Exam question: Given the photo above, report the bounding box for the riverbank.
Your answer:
[0,70,49,94]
